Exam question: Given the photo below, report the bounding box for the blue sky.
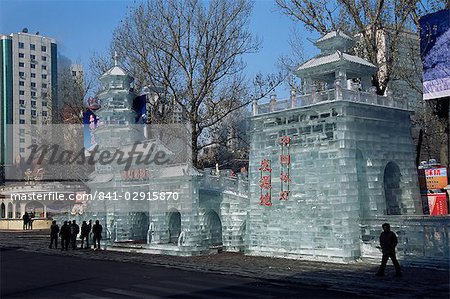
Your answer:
[0,0,320,98]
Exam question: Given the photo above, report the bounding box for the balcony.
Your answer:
[252,88,409,116]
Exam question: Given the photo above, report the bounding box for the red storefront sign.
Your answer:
[419,167,448,190]
[427,193,448,215]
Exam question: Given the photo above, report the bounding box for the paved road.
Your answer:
[1,230,448,298]
[1,248,360,299]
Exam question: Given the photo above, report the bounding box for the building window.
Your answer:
[19,90,25,95]
[42,65,47,70]
[72,71,77,76]
[30,54,35,60]
[42,56,47,61]
[19,71,25,77]
[42,92,47,98]
[42,83,47,88]
[42,101,47,107]
[19,129,25,134]
[31,110,37,116]
[18,42,24,49]
[31,101,36,107]
[19,81,24,86]
[19,100,25,105]
[19,148,25,153]
[19,109,25,115]
[31,91,36,97]
[20,138,25,143]
[42,111,47,116]
[41,45,46,52]
[31,82,36,88]
[42,74,47,79]
[30,64,36,69]
[19,119,25,124]
[31,73,36,78]
[19,53,24,58]
[19,62,24,67]
[30,44,35,51]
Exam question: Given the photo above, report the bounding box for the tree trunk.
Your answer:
[416,128,424,167]
[191,129,199,169]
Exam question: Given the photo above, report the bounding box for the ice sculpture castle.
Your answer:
[246,31,422,261]
[80,32,447,265]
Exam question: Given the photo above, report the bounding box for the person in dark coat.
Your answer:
[376,223,402,277]
[22,212,30,230]
[59,221,70,250]
[49,220,59,249]
[28,212,34,230]
[80,221,89,249]
[92,220,103,250]
[85,220,92,248]
[70,220,80,249]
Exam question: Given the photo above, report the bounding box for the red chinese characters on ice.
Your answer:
[279,190,290,200]
[279,136,291,146]
[259,159,272,206]
[259,159,272,172]
[279,136,291,201]
[259,194,272,206]
[259,176,272,189]
[280,172,291,183]
[280,154,290,165]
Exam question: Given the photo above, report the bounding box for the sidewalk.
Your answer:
[1,229,448,298]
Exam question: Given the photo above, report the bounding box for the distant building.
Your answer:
[142,86,184,124]
[70,64,83,85]
[354,29,422,109]
[0,29,57,165]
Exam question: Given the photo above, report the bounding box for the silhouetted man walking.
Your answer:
[22,212,29,230]
[376,223,402,277]
[80,221,89,249]
[49,220,59,249]
[92,220,103,250]
[70,220,80,249]
[59,221,70,251]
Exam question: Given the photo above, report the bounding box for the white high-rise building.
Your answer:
[0,29,57,165]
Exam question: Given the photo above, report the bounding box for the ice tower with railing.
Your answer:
[246,31,422,262]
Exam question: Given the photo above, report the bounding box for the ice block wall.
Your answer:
[247,100,421,261]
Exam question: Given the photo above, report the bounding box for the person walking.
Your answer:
[22,212,29,230]
[80,221,89,249]
[59,221,70,251]
[376,223,402,277]
[92,220,103,250]
[70,220,80,250]
[28,213,33,230]
[49,220,59,249]
[86,220,92,248]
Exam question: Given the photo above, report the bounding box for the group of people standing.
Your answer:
[22,212,34,230]
[49,219,103,251]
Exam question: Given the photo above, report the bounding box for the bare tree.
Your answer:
[277,0,449,165]
[276,0,446,95]
[91,0,282,167]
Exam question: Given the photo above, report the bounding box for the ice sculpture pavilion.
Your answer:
[246,30,423,261]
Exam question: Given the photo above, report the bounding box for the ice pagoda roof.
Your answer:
[101,65,127,77]
[298,51,376,71]
[99,65,133,82]
[316,30,353,43]
[315,30,355,53]
[99,52,134,84]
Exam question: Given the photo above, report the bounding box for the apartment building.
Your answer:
[0,29,57,165]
